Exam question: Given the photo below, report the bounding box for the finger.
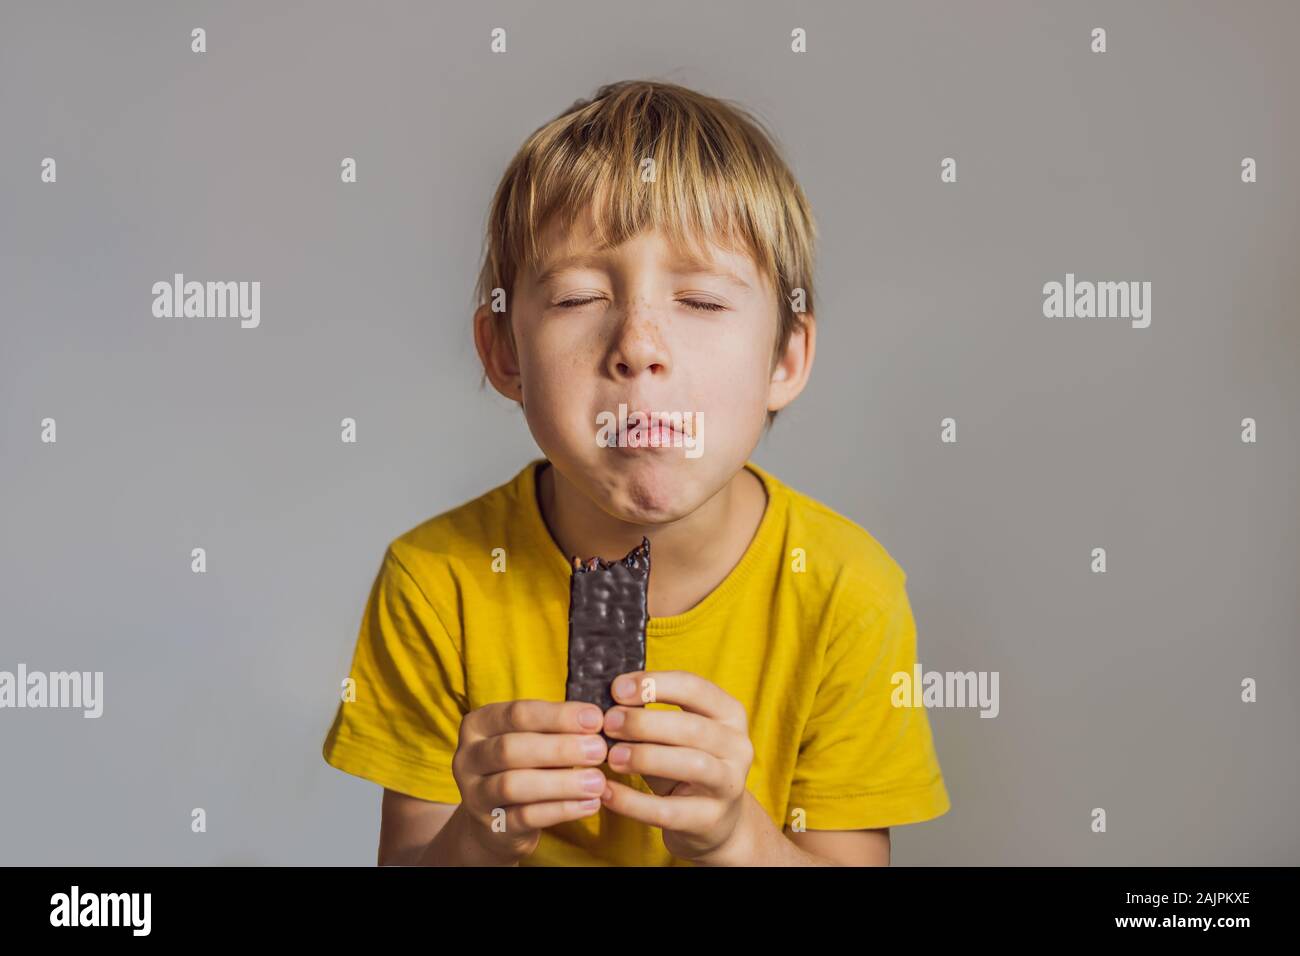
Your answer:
[467,699,605,742]
[480,767,610,808]
[603,705,735,758]
[511,797,603,830]
[465,730,607,775]
[606,742,730,793]
[599,777,712,830]
[474,798,603,839]
[610,671,745,727]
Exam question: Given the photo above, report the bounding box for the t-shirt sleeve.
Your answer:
[321,547,467,804]
[786,581,951,830]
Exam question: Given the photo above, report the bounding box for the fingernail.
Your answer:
[581,736,605,759]
[614,677,636,698]
[610,744,631,764]
[582,771,606,793]
[579,798,600,810]
[578,708,601,729]
[604,709,625,731]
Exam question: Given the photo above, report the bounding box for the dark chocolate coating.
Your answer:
[564,536,650,747]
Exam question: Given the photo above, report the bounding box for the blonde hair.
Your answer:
[474,79,817,428]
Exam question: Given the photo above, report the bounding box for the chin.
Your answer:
[597,452,703,522]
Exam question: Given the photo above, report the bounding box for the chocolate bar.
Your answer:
[565,536,650,747]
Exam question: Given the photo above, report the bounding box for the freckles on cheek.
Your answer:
[571,340,602,369]
[522,341,597,419]
[522,326,591,381]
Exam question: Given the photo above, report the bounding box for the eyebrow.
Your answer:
[689,268,752,291]
[533,254,609,287]
[534,252,752,291]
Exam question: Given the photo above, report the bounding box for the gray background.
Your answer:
[1,0,1296,865]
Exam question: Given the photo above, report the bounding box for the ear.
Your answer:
[767,312,816,414]
[473,302,523,404]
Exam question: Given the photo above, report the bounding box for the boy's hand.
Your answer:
[599,670,756,865]
[451,700,609,864]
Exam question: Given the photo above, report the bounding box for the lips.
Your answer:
[627,407,691,439]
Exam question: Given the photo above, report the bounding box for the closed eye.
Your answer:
[555,297,727,312]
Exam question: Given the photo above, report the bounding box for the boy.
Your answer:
[322,79,950,866]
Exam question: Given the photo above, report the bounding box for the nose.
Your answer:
[606,298,669,379]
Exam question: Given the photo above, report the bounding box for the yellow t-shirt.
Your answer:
[322,458,950,865]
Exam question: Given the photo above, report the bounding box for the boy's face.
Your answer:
[478,207,812,526]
